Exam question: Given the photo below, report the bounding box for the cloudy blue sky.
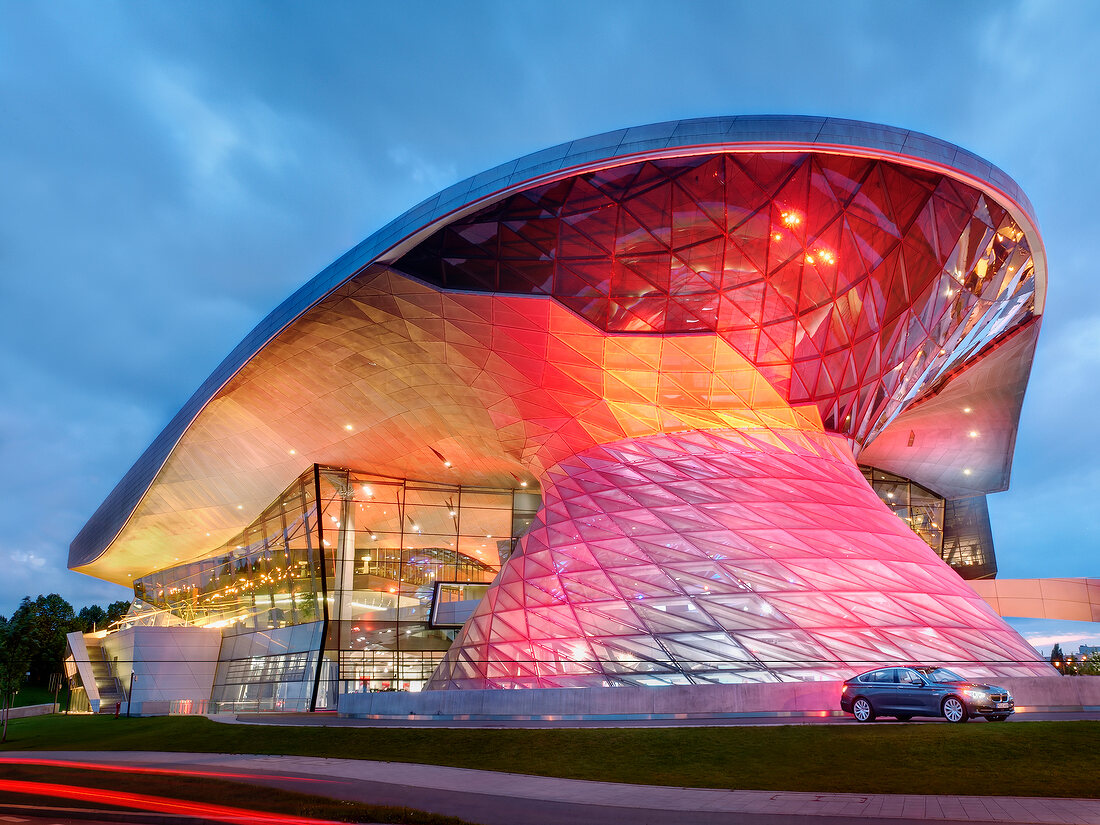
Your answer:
[1,1,1096,651]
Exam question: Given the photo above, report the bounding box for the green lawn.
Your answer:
[2,714,1099,798]
[8,685,57,708]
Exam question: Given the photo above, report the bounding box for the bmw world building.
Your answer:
[66,116,1064,715]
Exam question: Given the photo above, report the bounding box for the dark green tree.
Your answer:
[0,615,31,742]
[1080,652,1100,676]
[104,601,131,626]
[1050,643,1065,674]
[75,604,108,633]
[73,600,132,633]
[7,594,76,685]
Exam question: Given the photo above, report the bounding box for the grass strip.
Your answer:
[7,685,57,708]
[2,715,1099,798]
[0,764,471,824]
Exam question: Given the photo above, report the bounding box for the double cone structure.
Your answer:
[72,117,1053,697]
[433,428,1043,688]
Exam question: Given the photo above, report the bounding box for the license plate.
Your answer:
[996,702,1010,709]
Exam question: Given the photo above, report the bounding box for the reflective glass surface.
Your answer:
[396,152,1036,445]
[431,429,1050,690]
[133,465,536,701]
[941,495,997,579]
[134,472,325,633]
[317,468,525,692]
[861,466,996,579]
[861,466,945,557]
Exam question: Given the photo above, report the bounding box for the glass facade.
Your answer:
[317,467,538,693]
[132,465,536,708]
[134,474,326,633]
[861,465,996,580]
[432,429,1047,690]
[394,152,1037,447]
[941,495,998,579]
[861,466,945,556]
[72,119,1048,700]
[135,471,330,711]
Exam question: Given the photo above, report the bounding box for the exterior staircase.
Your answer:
[66,632,125,712]
[86,639,125,711]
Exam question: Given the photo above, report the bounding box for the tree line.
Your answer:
[0,593,131,688]
[1049,642,1100,676]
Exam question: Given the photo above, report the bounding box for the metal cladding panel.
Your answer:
[70,115,1046,581]
[71,268,828,582]
[969,578,1100,623]
[857,319,1041,496]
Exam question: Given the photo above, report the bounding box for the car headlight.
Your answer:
[964,689,988,702]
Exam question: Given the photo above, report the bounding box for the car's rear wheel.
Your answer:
[942,696,968,723]
[987,714,1008,722]
[853,697,875,722]
[895,715,912,721]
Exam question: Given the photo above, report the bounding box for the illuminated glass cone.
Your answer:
[429,428,1049,689]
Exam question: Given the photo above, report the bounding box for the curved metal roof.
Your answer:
[70,115,1046,575]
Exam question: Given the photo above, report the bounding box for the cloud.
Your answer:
[9,551,47,570]
[1023,633,1100,650]
[136,61,307,210]
[388,146,457,191]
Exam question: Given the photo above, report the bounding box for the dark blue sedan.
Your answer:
[840,665,1014,723]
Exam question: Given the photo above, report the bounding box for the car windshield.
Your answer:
[922,667,964,683]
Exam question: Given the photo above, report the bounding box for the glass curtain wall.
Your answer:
[861,466,945,556]
[941,495,998,579]
[860,465,997,579]
[134,469,329,711]
[133,465,539,707]
[134,473,325,631]
[317,467,538,693]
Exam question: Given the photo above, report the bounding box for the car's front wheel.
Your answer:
[942,696,969,723]
[852,697,876,722]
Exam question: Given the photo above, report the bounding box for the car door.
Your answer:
[877,667,903,713]
[895,668,932,714]
[861,668,900,713]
